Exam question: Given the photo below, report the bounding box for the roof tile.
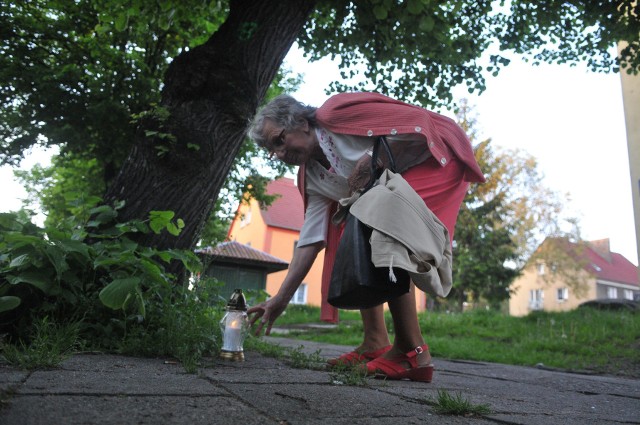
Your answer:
[260,178,305,231]
[196,241,288,266]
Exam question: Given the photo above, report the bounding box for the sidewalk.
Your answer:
[1,336,638,424]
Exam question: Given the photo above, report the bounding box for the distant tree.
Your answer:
[14,155,105,227]
[451,140,520,311]
[459,104,573,264]
[450,100,578,310]
[2,1,638,266]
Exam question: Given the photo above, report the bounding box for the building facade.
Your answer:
[509,238,639,316]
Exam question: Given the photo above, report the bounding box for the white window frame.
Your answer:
[536,263,545,276]
[623,289,633,300]
[607,287,618,299]
[529,289,544,310]
[557,287,568,302]
[291,283,308,305]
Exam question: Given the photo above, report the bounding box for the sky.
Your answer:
[283,44,638,266]
[0,43,637,266]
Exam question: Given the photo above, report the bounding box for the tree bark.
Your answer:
[104,0,316,254]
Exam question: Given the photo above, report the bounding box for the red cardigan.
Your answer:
[298,92,484,322]
[315,92,485,183]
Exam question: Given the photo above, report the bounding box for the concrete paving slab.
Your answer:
[1,394,272,425]
[222,381,435,422]
[202,364,331,385]
[19,368,226,396]
[0,363,27,394]
[0,337,638,425]
[263,336,640,425]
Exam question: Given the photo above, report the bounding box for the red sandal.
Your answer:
[365,344,434,382]
[327,345,392,367]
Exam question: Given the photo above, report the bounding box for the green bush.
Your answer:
[0,201,223,369]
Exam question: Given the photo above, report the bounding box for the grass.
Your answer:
[1,317,80,370]
[271,305,640,377]
[430,390,491,416]
[288,346,326,370]
[275,304,362,325]
[327,363,369,386]
[247,336,372,386]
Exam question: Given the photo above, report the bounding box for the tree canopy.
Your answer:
[1,0,638,254]
[300,0,639,106]
[3,1,639,164]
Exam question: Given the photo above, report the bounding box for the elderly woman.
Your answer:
[247,92,484,382]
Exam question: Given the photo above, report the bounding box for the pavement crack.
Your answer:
[274,391,308,403]
[441,369,513,382]
[609,392,640,401]
[10,392,230,398]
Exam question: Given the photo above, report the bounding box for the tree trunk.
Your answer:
[104,0,316,254]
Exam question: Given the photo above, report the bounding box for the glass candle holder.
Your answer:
[219,289,249,361]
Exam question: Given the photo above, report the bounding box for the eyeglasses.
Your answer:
[267,128,286,159]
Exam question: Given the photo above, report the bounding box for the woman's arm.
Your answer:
[347,153,376,192]
[248,241,324,335]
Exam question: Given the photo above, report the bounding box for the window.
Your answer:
[536,263,545,276]
[624,290,634,300]
[557,287,568,302]
[607,287,618,299]
[529,289,544,310]
[240,209,252,227]
[291,283,307,305]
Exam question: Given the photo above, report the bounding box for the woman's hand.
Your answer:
[247,295,289,336]
[247,242,322,336]
[348,154,374,193]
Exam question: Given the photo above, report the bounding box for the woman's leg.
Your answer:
[327,304,391,365]
[385,284,432,366]
[377,157,467,367]
[357,304,391,351]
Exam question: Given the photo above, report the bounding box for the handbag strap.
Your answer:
[371,136,397,172]
[364,136,396,192]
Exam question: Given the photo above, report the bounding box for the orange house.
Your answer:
[227,178,325,306]
[227,177,430,313]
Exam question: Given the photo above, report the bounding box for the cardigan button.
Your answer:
[440,157,447,165]
[429,141,435,147]
[367,130,374,136]
[415,126,421,132]
[390,128,398,135]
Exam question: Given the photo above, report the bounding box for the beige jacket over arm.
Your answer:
[333,169,453,298]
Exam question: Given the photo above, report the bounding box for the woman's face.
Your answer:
[262,119,317,166]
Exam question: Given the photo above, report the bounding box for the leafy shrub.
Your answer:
[0,201,217,364]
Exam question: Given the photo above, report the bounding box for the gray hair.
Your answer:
[249,94,318,147]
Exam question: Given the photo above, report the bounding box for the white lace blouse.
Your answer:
[296,127,431,247]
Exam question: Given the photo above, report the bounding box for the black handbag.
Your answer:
[327,137,410,310]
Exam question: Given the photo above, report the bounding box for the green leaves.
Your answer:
[0,199,204,337]
[406,0,424,15]
[300,0,640,108]
[99,277,144,316]
[419,16,435,32]
[5,271,52,294]
[0,296,21,313]
[372,5,388,20]
[149,211,185,236]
